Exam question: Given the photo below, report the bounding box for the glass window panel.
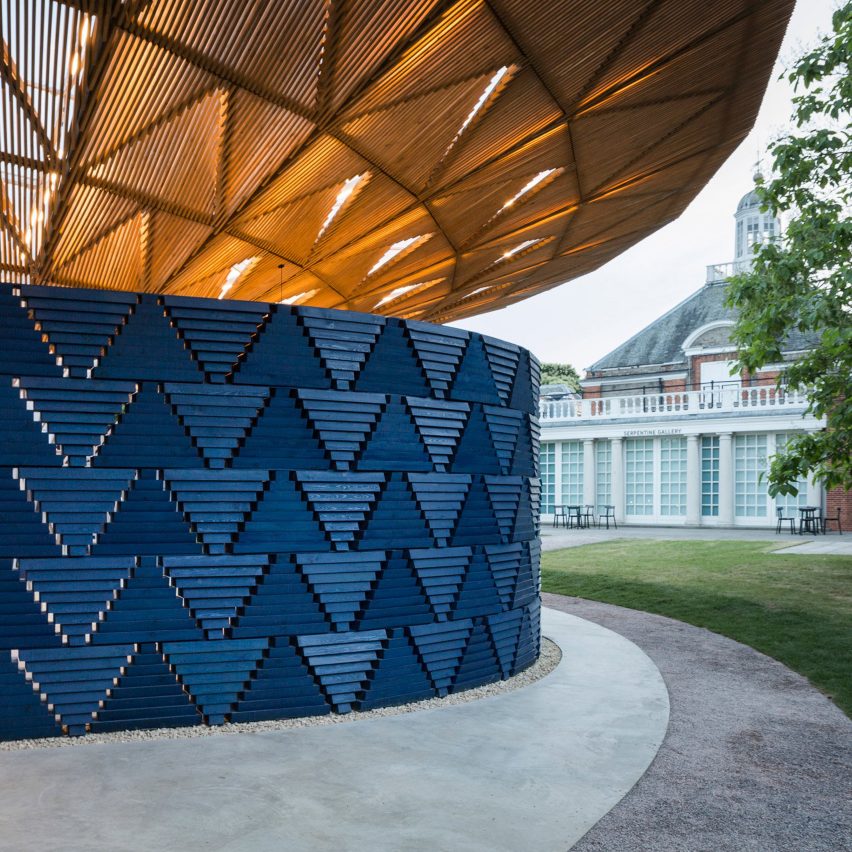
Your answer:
[774,433,808,515]
[735,434,767,517]
[560,441,584,506]
[540,443,555,514]
[660,437,687,515]
[596,440,612,508]
[701,436,720,516]
[625,438,654,515]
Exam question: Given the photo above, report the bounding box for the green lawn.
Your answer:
[541,540,852,716]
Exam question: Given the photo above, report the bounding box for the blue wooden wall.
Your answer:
[0,284,541,739]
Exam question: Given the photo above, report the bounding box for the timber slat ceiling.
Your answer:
[1,0,793,321]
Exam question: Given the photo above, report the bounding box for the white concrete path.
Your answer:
[0,608,669,852]
[540,523,844,552]
[774,539,852,556]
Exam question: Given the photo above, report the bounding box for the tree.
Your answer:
[539,362,581,390]
[726,3,852,496]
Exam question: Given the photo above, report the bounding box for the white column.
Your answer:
[583,439,596,506]
[611,437,624,523]
[718,432,734,526]
[806,473,822,510]
[685,434,701,526]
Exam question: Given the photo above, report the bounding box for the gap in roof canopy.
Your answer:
[316,173,370,243]
[375,278,444,309]
[501,169,560,210]
[367,234,433,277]
[280,289,318,306]
[218,257,258,299]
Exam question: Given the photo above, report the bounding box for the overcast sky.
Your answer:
[452,0,836,373]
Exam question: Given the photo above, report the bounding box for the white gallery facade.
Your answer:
[539,391,824,528]
[539,188,825,528]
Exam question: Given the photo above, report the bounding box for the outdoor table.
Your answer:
[798,506,821,535]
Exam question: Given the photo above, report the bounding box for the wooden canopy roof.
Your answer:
[1,0,793,322]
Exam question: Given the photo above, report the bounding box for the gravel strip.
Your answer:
[1,637,560,751]
[543,594,852,852]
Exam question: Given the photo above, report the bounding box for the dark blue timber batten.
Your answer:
[0,284,541,740]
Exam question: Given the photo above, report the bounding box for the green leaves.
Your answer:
[726,3,852,493]
[540,362,581,390]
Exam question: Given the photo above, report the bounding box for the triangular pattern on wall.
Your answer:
[92,297,202,382]
[354,319,430,397]
[451,476,501,547]
[297,389,383,470]
[17,377,136,466]
[231,555,328,638]
[231,307,330,388]
[0,655,60,740]
[163,553,270,637]
[482,339,520,405]
[92,643,201,732]
[93,383,202,469]
[295,471,384,550]
[356,398,431,472]
[406,473,471,546]
[450,335,501,405]
[404,397,469,471]
[14,644,134,734]
[296,550,384,632]
[406,321,468,397]
[15,556,135,645]
[302,311,385,390]
[0,470,59,558]
[0,559,61,648]
[164,296,269,382]
[161,636,269,723]
[0,288,62,379]
[94,558,199,644]
[485,543,523,608]
[409,619,472,695]
[360,473,433,550]
[230,639,330,723]
[357,552,433,630]
[16,467,136,555]
[452,618,500,691]
[482,405,523,475]
[233,388,328,470]
[0,380,62,467]
[164,383,269,467]
[453,550,503,619]
[409,545,470,620]
[360,628,433,710]
[21,287,137,378]
[452,405,501,474]
[483,475,523,541]
[162,469,269,554]
[235,474,327,554]
[297,629,386,713]
[487,608,524,678]
[95,471,201,556]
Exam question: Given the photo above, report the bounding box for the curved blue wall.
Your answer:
[0,284,540,739]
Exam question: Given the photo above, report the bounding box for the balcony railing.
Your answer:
[705,260,751,283]
[540,386,811,424]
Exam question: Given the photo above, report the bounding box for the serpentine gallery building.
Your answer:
[0,0,792,739]
[538,187,835,529]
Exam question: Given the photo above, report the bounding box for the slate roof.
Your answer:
[540,383,580,399]
[587,282,820,373]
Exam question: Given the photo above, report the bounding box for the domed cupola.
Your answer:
[734,180,781,266]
